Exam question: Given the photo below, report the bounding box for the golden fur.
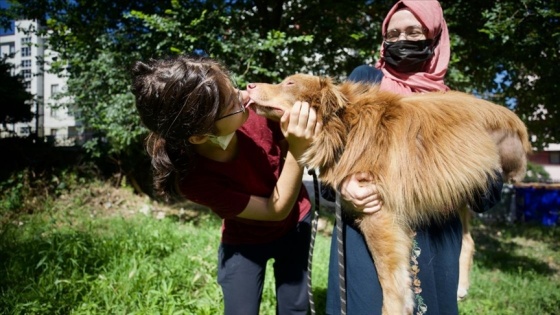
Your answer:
[247,74,531,314]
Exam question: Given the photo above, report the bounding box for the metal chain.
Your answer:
[306,168,320,315]
[336,190,347,315]
[306,169,347,315]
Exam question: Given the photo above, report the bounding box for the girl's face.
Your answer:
[213,88,250,136]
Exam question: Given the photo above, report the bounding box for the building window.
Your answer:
[23,81,31,90]
[551,152,560,165]
[21,46,31,57]
[21,59,32,68]
[21,69,32,79]
[21,37,32,44]
[20,126,31,135]
[1,43,16,57]
[68,126,78,138]
[51,84,60,95]
[50,128,58,136]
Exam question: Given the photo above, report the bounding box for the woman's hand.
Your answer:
[280,101,322,158]
[340,172,383,214]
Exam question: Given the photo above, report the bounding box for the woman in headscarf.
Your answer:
[326,1,502,314]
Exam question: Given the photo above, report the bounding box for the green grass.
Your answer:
[1,175,559,314]
[1,211,219,314]
[0,178,331,315]
[459,223,560,314]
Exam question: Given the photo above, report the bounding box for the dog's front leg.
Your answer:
[358,209,414,315]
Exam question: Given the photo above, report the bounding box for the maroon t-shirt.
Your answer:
[179,110,311,245]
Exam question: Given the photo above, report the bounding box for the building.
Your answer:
[528,143,560,182]
[1,19,78,146]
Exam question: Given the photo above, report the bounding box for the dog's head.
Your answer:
[246,73,347,121]
[246,73,356,182]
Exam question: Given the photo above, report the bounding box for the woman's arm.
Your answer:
[339,169,504,215]
[237,101,322,221]
[470,169,503,213]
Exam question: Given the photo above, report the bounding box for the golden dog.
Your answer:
[246,74,531,315]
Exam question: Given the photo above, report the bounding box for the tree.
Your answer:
[4,0,175,190]
[3,0,559,190]
[130,0,560,149]
[444,0,560,149]
[126,0,393,82]
[0,57,33,132]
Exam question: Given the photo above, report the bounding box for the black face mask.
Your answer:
[383,39,434,73]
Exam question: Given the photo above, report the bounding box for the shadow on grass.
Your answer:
[0,229,113,313]
[471,222,559,277]
[312,287,328,315]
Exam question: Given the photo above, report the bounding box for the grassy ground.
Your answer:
[1,174,559,314]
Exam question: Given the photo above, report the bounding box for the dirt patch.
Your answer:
[57,181,211,222]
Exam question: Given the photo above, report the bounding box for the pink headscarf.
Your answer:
[375,0,450,94]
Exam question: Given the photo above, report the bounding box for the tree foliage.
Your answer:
[445,0,560,149]
[0,57,33,131]
[2,0,559,186]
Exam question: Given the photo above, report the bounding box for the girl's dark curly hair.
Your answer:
[131,55,233,199]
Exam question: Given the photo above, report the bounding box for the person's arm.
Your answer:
[237,101,321,221]
[470,169,503,212]
[340,169,504,215]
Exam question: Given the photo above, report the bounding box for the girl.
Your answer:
[131,55,321,315]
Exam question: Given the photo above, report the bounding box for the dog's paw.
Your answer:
[404,289,415,315]
[457,287,468,301]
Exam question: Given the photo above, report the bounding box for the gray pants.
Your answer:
[217,214,311,315]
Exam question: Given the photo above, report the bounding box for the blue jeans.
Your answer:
[325,216,463,315]
[325,65,502,314]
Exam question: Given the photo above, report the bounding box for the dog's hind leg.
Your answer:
[458,205,474,300]
[359,210,414,315]
[491,131,527,183]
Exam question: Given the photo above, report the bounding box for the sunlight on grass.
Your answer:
[458,222,560,315]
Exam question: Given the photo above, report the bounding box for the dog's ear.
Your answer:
[318,77,347,117]
[300,76,348,179]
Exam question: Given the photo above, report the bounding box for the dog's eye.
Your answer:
[285,81,294,86]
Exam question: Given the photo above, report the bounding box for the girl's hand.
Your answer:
[280,101,321,158]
